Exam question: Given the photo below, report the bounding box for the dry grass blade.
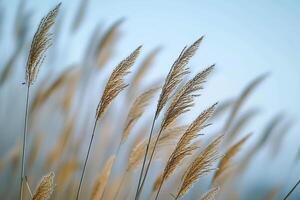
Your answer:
[96,46,142,120]
[162,65,214,130]
[210,99,233,120]
[32,172,55,200]
[156,37,204,118]
[176,135,223,199]
[96,19,124,68]
[26,3,61,85]
[56,159,79,189]
[28,134,44,169]
[121,87,159,143]
[45,117,75,168]
[30,66,75,113]
[163,104,217,182]
[128,138,146,171]
[225,109,258,143]
[90,156,115,200]
[212,134,251,185]
[129,47,161,94]
[128,125,186,172]
[237,114,284,173]
[223,73,268,132]
[136,38,204,198]
[200,187,219,200]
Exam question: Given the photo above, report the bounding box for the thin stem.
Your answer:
[19,84,30,200]
[75,119,98,200]
[100,142,122,200]
[134,116,156,199]
[24,176,33,198]
[283,179,300,200]
[136,127,163,199]
[154,173,165,200]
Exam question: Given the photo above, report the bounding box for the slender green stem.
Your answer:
[75,119,98,200]
[19,84,30,200]
[136,127,163,199]
[283,179,300,200]
[134,117,156,199]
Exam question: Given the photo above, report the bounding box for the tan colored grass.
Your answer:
[212,134,251,185]
[28,133,44,169]
[26,3,61,85]
[161,65,214,130]
[122,87,159,143]
[160,104,217,186]
[223,74,267,132]
[96,19,124,68]
[56,159,80,189]
[176,135,223,198]
[200,187,219,200]
[129,47,161,94]
[127,125,187,172]
[96,46,141,120]
[45,117,75,168]
[155,37,203,119]
[90,156,115,200]
[32,172,55,200]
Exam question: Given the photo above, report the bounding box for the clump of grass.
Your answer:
[0,1,298,200]
[20,3,61,199]
[32,172,55,200]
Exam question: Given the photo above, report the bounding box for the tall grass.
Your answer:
[0,1,299,200]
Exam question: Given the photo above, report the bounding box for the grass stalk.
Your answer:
[134,116,156,199]
[75,119,98,200]
[19,84,30,200]
[283,179,300,200]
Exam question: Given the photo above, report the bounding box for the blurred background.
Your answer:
[0,0,300,199]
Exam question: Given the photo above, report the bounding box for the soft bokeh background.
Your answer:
[1,0,300,199]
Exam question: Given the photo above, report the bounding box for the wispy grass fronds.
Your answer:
[141,66,214,197]
[129,47,161,94]
[95,19,124,68]
[45,118,74,168]
[122,87,159,143]
[223,74,268,132]
[154,104,217,197]
[225,109,258,143]
[56,159,79,190]
[91,156,115,200]
[32,172,55,200]
[212,134,251,185]
[136,38,204,197]
[96,46,141,120]
[20,4,61,200]
[161,65,214,130]
[26,3,61,85]
[128,125,186,172]
[28,134,43,169]
[200,187,219,200]
[156,37,203,118]
[176,135,223,199]
[76,46,141,200]
[30,66,75,113]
